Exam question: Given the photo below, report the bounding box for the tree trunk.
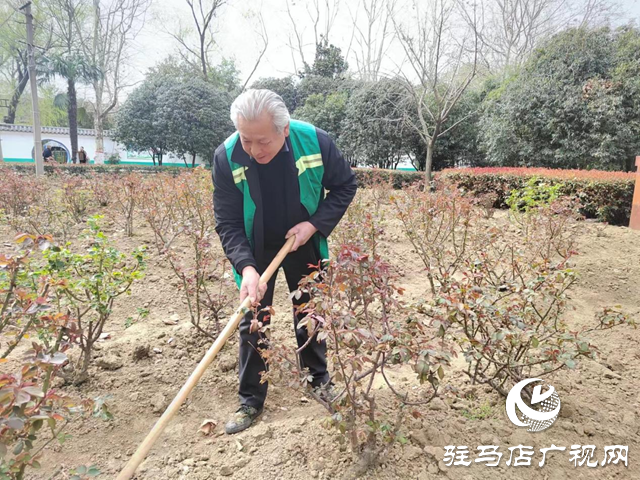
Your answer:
[91,1,104,164]
[94,113,104,164]
[191,151,196,167]
[424,120,442,189]
[67,77,78,163]
[425,140,435,187]
[93,80,105,164]
[200,35,207,78]
[5,73,29,124]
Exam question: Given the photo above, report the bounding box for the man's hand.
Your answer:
[240,266,267,304]
[285,221,318,252]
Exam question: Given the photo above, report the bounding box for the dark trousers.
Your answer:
[238,241,329,409]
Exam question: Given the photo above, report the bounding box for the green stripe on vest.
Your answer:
[225,119,330,288]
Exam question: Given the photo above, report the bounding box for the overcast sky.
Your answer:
[81,0,640,100]
[128,0,387,84]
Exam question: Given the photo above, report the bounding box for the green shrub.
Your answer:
[105,152,121,165]
[440,167,635,225]
[506,176,561,212]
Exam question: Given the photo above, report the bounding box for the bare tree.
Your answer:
[47,0,84,53]
[240,10,269,90]
[0,1,54,124]
[167,1,267,90]
[309,0,340,47]
[285,0,307,74]
[77,0,149,164]
[393,0,480,184]
[169,0,225,79]
[462,0,620,72]
[348,0,395,81]
[284,0,340,75]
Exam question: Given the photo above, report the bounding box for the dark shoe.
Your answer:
[224,405,263,434]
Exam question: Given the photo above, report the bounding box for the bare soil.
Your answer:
[3,201,639,480]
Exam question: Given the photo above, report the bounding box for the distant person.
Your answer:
[78,146,89,164]
[42,144,54,162]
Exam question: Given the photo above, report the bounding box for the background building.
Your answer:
[0,123,205,167]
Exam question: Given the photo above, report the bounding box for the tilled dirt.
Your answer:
[2,200,639,480]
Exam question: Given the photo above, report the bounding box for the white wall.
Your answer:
[1,130,112,162]
[0,126,206,167]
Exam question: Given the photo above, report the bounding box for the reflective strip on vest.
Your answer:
[296,153,323,176]
[232,166,247,184]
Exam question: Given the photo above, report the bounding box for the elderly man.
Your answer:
[212,89,357,434]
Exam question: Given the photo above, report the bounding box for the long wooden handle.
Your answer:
[117,235,296,480]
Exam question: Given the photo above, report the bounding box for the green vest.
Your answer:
[224,119,330,288]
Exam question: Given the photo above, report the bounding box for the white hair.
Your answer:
[230,89,290,134]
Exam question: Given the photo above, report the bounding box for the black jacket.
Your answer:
[212,127,357,274]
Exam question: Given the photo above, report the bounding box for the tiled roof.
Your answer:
[0,123,111,136]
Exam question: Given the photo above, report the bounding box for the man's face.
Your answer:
[237,113,289,164]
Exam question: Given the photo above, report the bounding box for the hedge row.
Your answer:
[354,166,635,226]
[2,163,427,185]
[439,167,635,226]
[2,163,187,176]
[3,163,635,225]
